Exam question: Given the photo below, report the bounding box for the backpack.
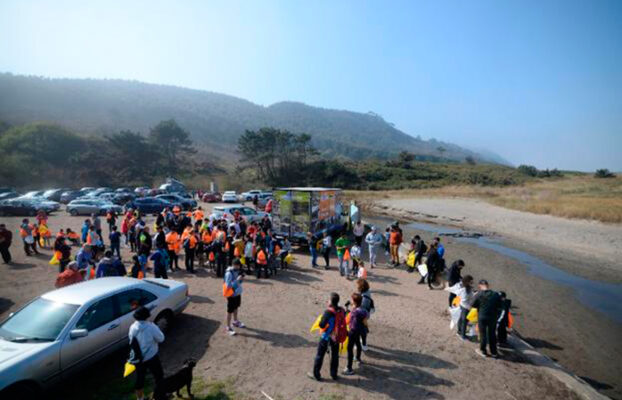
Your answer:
[328,307,348,344]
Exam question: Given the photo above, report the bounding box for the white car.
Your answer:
[211,205,269,223]
[241,190,262,201]
[222,191,238,203]
[0,277,190,398]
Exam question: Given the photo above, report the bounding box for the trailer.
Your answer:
[271,187,346,244]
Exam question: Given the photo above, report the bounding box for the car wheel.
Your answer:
[155,310,173,333]
[69,209,78,216]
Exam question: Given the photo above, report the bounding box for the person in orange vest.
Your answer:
[198,226,213,268]
[165,230,181,271]
[193,207,204,222]
[255,242,269,279]
[66,228,81,246]
[183,228,199,273]
[19,219,38,256]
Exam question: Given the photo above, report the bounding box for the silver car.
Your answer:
[66,199,122,216]
[0,277,190,398]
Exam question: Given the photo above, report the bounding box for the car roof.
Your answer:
[42,277,147,305]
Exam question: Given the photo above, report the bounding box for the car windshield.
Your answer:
[0,298,79,341]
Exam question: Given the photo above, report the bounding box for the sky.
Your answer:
[1,0,621,171]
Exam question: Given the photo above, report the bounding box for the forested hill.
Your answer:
[0,73,504,163]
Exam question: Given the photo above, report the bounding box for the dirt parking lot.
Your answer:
[0,203,586,399]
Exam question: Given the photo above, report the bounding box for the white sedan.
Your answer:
[221,191,238,203]
[0,277,190,398]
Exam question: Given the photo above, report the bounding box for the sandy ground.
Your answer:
[373,197,622,280]
[0,204,614,399]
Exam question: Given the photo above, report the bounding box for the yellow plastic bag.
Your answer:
[452,296,461,307]
[240,256,246,266]
[309,314,322,333]
[467,308,478,322]
[284,253,293,264]
[39,237,45,247]
[49,253,60,265]
[123,362,136,377]
[339,336,349,355]
[406,252,416,268]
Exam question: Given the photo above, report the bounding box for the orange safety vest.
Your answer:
[194,210,204,221]
[67,232,79,240]
[257,249,267,265]
[187,234,198,249]
[201,230,212,244]
[166,232,181,253]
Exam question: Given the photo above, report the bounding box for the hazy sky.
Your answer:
[1,0,621,171]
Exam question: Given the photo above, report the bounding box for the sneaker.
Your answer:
[475,349,487,358]
[307,372,322,382]
[490,353,499,359]
[361,345,369,352]
[233,320,246,328]
[226,326,236,336]
[342,368,355,375]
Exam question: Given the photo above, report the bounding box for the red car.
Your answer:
[202,191,222,203]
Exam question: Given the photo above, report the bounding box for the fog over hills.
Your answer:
[0,73,507,163]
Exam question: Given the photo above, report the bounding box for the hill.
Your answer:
[0,73,503,163]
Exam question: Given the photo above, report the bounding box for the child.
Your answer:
[109,225,121,259]
[343,293,369,375]
[131,254,147,279]
[280,236,292,269]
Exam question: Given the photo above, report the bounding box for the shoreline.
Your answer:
[365,205,622,399]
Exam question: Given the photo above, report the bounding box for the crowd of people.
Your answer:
[1,201,513,398]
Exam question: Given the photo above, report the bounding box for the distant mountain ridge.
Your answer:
[0,73,505,163]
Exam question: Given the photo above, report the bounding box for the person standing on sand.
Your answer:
[19,219,38,256]
[128,306,165,400]
[321,231,332,270]
[365,226,382,268]
[309,292,344,382]
[472,279,502,358]
[353,220,365,247]
[307,232,319,268]
[449,275,474,340]
[343,293,369,376]
[0,224,12,264]
[447,260,466,307]
[224,259,245,336]
[389,224,403,267]
[335,232,350,277]
[357,278,374,351]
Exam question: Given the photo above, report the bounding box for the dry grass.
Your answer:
[347,175,622,224]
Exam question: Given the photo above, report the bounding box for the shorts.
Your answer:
[227,295,241,313]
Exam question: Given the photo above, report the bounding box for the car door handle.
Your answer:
[108,323,119,331]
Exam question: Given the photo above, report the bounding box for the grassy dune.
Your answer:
[348,174,622,224]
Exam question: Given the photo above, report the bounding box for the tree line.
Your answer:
[0,119,215,188]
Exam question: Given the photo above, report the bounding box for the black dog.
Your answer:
[154,358,197,399]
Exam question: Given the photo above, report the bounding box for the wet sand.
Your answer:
[366,205,622,399]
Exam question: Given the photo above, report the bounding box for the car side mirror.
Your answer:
[70,329,88,339]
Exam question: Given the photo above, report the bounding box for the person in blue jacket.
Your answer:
[224,259,245,336]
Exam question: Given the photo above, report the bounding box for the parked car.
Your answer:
[60,189,92,204]
[0,277,190,398]
[211,205,268,223]
[241,190,263,201]
[112,193,136,205]
[79,187,96,192]
[202,191,222,203]
[156,194,197,210]
[159,178,186,193]
[42,189,71,202]
[134,186,151,197]
[21,191,45,199]
[147,189,166,197]
[85,188,114,198]
[222,191,238,203]
[125,197,172,214]
[66,199,122,216]
[0,199,39,216]
[115,187,132,193]
[15,197,61,213]
[0,191,20,201]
